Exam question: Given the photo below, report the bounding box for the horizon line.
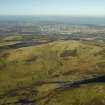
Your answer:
[0,14,105,17]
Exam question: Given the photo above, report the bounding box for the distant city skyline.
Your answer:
[0,0,105,16]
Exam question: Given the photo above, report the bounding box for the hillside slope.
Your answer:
[0,40,105,105]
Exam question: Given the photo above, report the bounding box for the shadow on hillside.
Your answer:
[58,75,105,90]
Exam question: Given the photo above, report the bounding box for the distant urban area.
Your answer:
[0,17,105,41]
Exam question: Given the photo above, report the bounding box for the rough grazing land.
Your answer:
[0,40,105,105]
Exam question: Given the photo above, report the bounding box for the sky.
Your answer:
[0,0,105,16]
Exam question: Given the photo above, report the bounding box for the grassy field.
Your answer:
[0,39,105,105]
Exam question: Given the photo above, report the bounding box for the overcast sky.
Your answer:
[0,0,105,16]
